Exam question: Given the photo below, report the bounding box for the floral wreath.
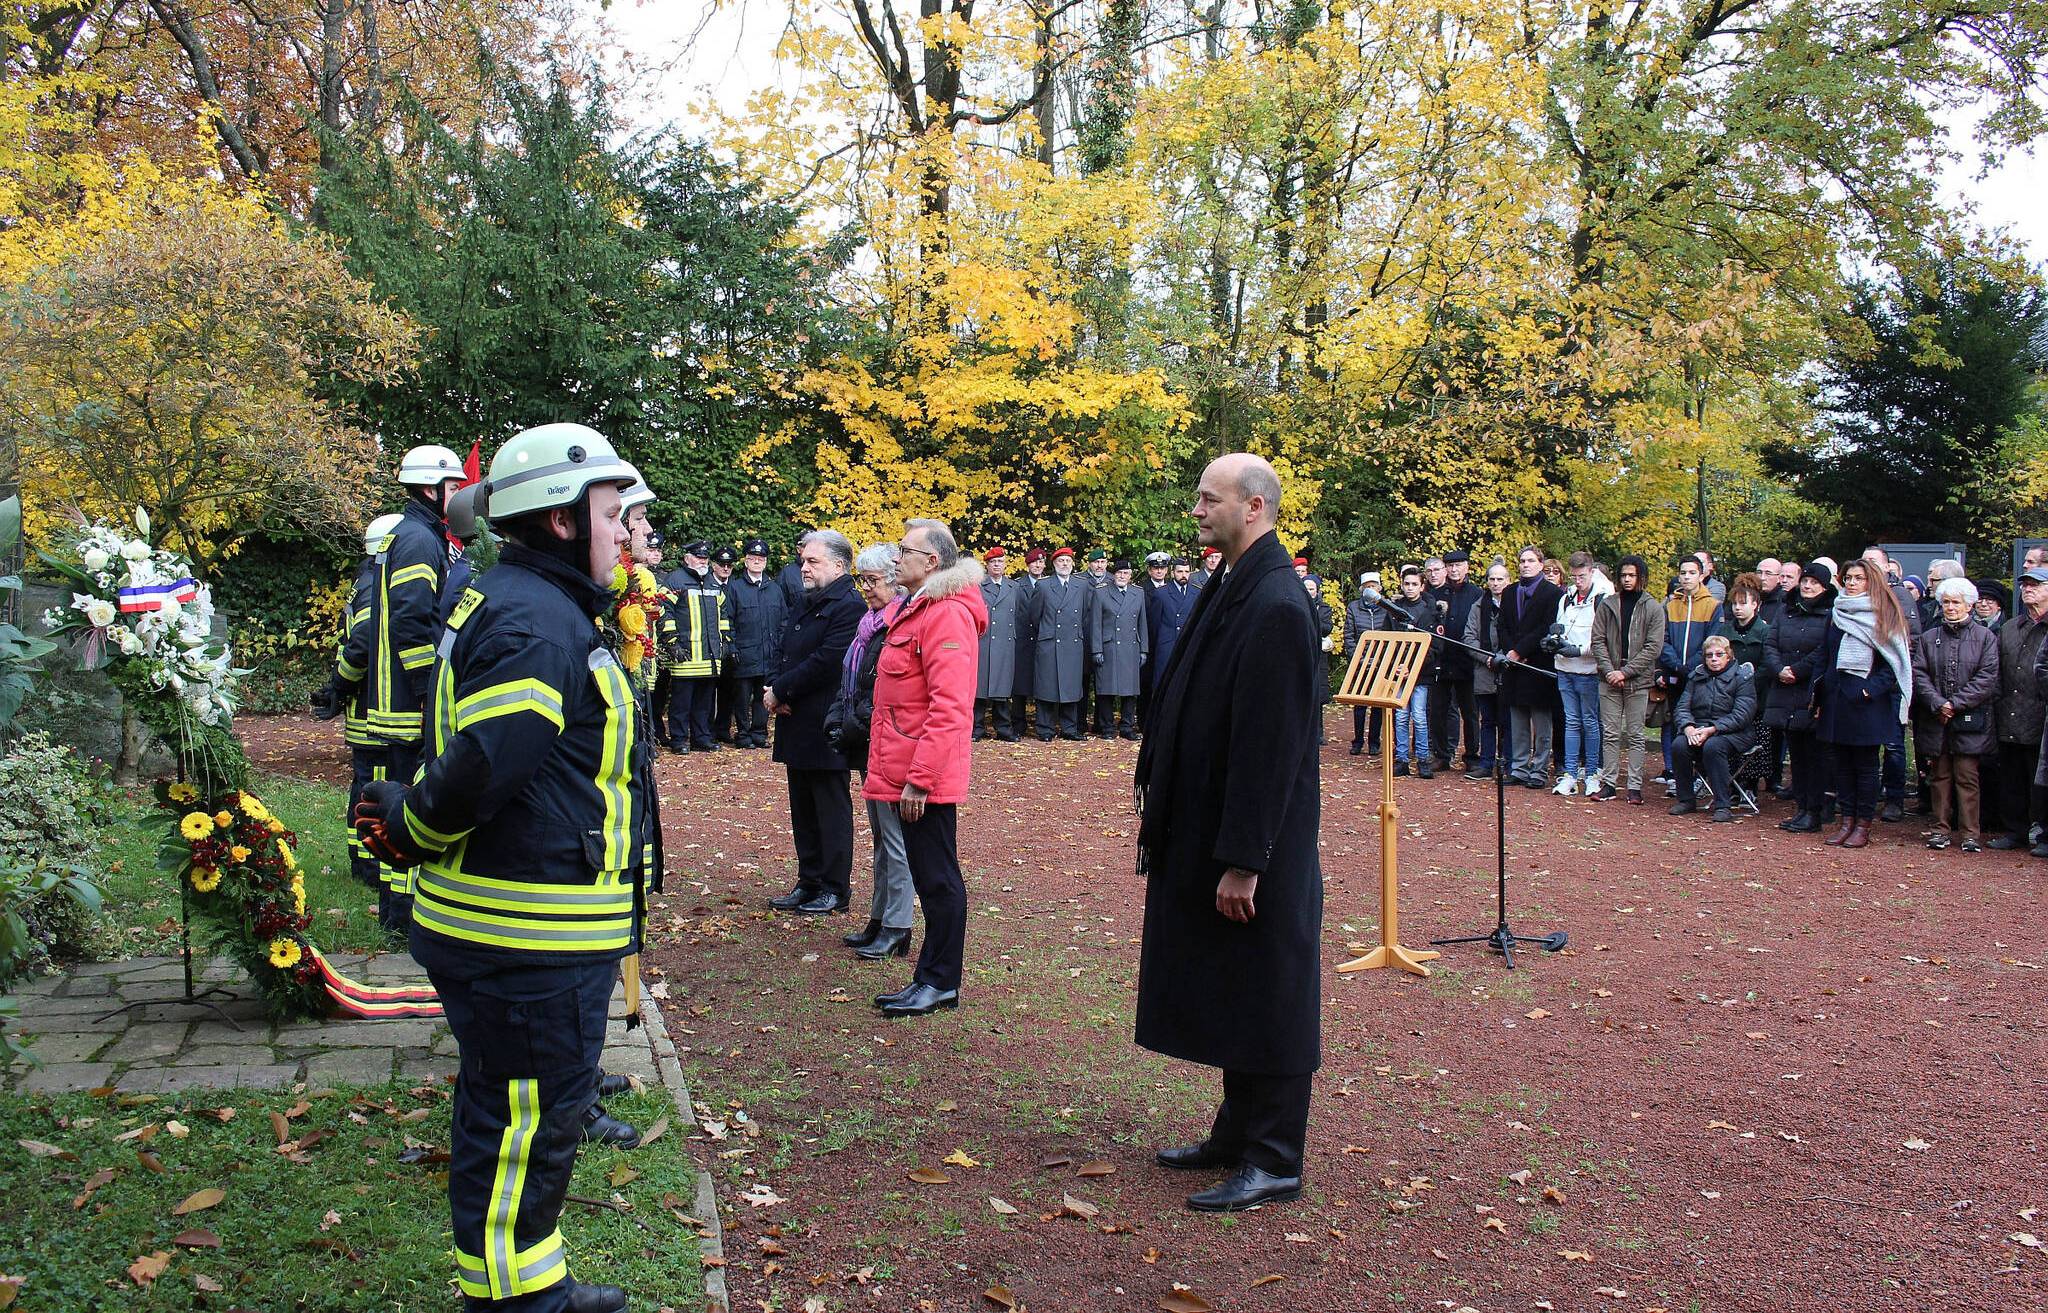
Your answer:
[607,551,666,685]
[42,509,324,1015]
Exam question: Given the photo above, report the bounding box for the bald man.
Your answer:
[1134,453,1323,1213]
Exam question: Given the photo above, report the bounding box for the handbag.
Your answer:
[1954,706,1988,734]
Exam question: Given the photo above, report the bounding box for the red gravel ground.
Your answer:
[242,712,2048,1313]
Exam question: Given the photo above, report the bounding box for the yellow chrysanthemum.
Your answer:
[267,818,286,834]
[168,782,199,804]
[610,563,630,594]
[620,641,644,673]
[268,938,303,970]
[190,866,221,893]
[292,883,306,916]
[212,810,233,829]
[238,793,270,822]
[278,839,297,869]
[180,812,215,841]
[633,565,657,595]
[618,603,647,638]
[229,844,252,864]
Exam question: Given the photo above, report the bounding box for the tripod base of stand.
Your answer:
[1336,942,1441,976]
[95,984,246,1031]
[1430,923,1568,970]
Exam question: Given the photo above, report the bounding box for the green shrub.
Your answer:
[0,732,119,981]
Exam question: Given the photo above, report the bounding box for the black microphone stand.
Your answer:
[1385,607,1569,968]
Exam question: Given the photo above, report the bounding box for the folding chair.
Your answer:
[1726,739,1770,816]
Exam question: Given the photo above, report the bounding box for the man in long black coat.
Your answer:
[1134,453,1322,1214]
[765,530,865,915]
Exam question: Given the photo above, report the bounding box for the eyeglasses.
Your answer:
[897,543,937,561]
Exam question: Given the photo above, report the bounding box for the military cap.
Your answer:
[683,540,712,557]
[711,546,737,566]
[743,538,770,557]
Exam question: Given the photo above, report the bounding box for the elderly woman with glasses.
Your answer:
[1669,634,1760,822]
[825,544,918,958]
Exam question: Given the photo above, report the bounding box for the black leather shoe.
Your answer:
[1186,1164,1302,1212]
[1464,767,1491,781]
[1416,763,1435,780]
[1988,834,2023,850]
[596,1070,633,1098]
[583,1103,641,1148]
[856,927,912,959]
[1155,1141,1236,1170]
[793,892,848,915]
[1059,732,1086,741]
[879,982,958,1016]
[996,732,1021,743]
[1780,812,1818,833]
[843,918,882,948]
[1668,801,1697,816]
[1711,807,1734,822]
[874,983,917,1007]
[1348,742,1363,756]
[1880,800,1904,823]
[564,1281,629,1313]
[769,885,819,910]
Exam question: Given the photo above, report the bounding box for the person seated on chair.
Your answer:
[1669,635,1759,822]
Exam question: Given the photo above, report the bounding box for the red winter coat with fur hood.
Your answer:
[863,556,989,804]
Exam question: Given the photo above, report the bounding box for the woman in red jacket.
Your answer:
[866,518,989,1017]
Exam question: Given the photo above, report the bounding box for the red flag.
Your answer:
[461,440,482,487]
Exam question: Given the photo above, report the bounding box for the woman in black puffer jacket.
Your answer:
[1764,562,1836,833]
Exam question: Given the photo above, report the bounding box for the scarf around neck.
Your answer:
[1831,592,1912,724]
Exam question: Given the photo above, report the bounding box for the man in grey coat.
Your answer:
[1028,547,1090,740]
[1092,559,1149,740]
[975,547,1023,742]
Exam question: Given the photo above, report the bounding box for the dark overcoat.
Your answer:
[1010,574,1038,699]
[976,575,1022,699]
[1091,583,1148,697]
[1814,625,1905,748]
[1762,594,1834,730]
[724,571,788,679]
[1911,620,1999,757]
[1497,576,1564,707]
[770,574,864,771]
[1145,580,1197,688]
[1995,610,2048,746]
[1027,574,1091,703]
[1133,531,1322,1077]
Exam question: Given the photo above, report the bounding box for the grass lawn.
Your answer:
[0,1082,704,1311]
[100,771,385,955]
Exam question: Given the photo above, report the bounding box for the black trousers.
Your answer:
[901,802,966,992]
[1991,740,2042,837]
[1036,700,1083,738]
[1428,679,1479,762]
[1095,693,1138,736]
[1206,1070,1313,1177]
[974,698,1015,739]
[366,740,420,935]
[1673,734,1742,809]
[713,670,740,741]
[1350,705,1383,753]
[427,956,612,1311]
[665,677,717,748]
[1786,728,1830,814]
[786,768,854,902]
[1832,743,1881,821]
[728,676,768,746]
[1010,693,1032,732]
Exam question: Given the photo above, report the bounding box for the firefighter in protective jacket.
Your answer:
[354,423,645,1313]
[315,512,402,893]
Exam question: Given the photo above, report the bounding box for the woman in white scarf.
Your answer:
[1813,559,1912,849]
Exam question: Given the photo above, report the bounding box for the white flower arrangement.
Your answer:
[42,508,239,729]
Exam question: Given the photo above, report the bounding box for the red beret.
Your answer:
[984,546,1006,560]
[1293,557,1308,567]
[1024,548,1046,564]
[1052,547,1075,560]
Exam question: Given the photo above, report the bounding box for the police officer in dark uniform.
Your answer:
[723,538,787,748]
[354,423,646,1313]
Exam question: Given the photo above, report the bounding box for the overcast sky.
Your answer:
[592,2,2046,264]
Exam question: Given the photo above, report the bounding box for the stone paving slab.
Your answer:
[5,951,726,1312]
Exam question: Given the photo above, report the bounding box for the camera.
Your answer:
[1537,622,1567,655]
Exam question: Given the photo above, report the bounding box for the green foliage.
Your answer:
[0,1086,701,1311]
[0,493,58,732]
[213,532,356,713]
[1770,251,2047,558]
[316,63,848,549]
[0,732,115,1001]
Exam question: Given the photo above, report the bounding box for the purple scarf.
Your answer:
[842,597,901,694]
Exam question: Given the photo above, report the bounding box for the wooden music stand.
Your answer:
[1332,630,1441,977]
